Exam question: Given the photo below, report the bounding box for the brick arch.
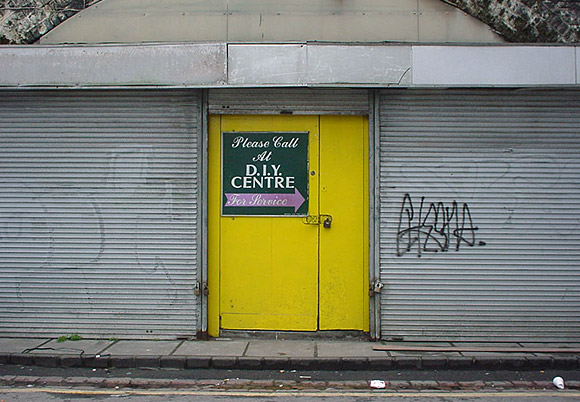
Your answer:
[0,0,578,44]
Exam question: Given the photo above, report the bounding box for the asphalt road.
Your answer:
[2,365,580,383]
[1,388,579,402]
[2,365,580,401]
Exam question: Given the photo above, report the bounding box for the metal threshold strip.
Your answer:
[372,345,580,354]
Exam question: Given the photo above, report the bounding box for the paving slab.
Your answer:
[460,351,535,358]
[452,342,522,348]
[376,342,458,356]
[532,353,580,359]
[520,342,580,349]
[0,338,50,353]
[104,340,181,356]
[389,350,463,357]
[375,342,497,357]
[317,341,388,357]
[380,341,455,347]
[245,340,315,357]
[28,339,113,355]
[450,342,533,357]
[0,336,577,371]
[174,340,248,357]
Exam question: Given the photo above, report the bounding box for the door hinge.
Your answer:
[369,280,383,296]
[194,281,209,296]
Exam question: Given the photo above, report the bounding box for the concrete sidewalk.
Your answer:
[1,338,579,371]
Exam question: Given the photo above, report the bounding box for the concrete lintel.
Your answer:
[412,45,578,87]
[227,44,412,86]
[576,47,580,85]
[0,43,578,88]
[0,43,227,87]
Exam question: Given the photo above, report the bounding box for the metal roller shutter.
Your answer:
[378,89,580,342]
[209,88,369,115]
[0,90,202,339]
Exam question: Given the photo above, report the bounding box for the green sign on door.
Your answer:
[222,132,309,216]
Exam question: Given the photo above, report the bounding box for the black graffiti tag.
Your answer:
[396,194,480,257]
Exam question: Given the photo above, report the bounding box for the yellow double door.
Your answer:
[208,115,368,336]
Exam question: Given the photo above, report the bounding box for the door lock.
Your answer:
[369,280,384,296]
[194,282,209,296]
[303,214,333,228]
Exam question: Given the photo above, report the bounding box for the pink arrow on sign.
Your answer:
[225,188,306,212]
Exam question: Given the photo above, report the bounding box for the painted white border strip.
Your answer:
[227,44,411,85]
[0,43,578,87]
[574,46,580,85]
[0,43,227,87]
[411,46,577,86]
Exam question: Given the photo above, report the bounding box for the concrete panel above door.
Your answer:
[2,44,579,88]
[227,45,411,86]
[38,0,503,45]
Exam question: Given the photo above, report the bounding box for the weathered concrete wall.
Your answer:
[35,0,504,44]
[0,0,578,44]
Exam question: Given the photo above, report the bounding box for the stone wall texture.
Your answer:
[0,0,100,44]
[442,0,579,42]
[1,0,579,44]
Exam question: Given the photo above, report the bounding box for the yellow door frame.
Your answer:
[207,114,369,336]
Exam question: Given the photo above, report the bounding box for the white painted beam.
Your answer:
[411,46,577,86]
[0,43,577,88]
[0,43,227,87]
[227,44,411,86]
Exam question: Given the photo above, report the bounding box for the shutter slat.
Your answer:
[0,90,201,339]
[378,89,580,342]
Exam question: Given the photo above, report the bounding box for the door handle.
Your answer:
[302,214,333,228]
